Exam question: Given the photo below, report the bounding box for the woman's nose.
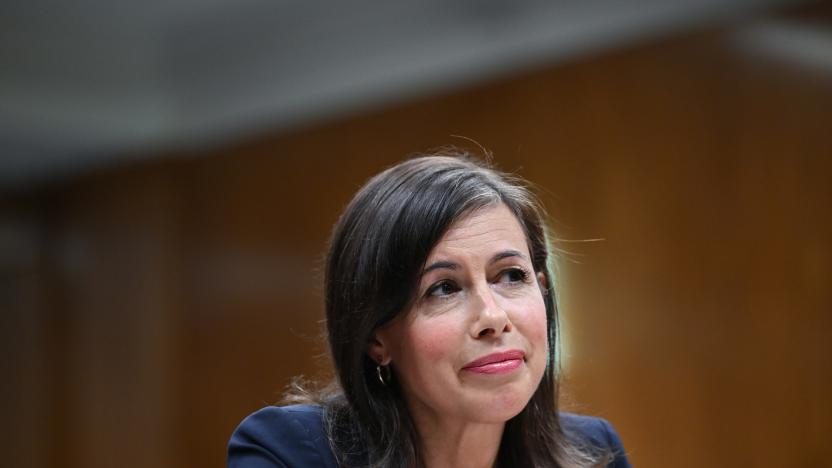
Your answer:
[469,284,512,338]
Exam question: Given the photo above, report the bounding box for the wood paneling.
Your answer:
[3,4,830,467]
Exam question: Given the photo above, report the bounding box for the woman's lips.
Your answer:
[462,349,525,375]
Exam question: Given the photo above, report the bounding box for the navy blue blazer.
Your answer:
[228,405,631,467]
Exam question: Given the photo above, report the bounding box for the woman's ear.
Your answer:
[367,332,391,366]
[536,271,549,294]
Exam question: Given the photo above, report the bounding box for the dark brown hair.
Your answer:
[292,153,605,467]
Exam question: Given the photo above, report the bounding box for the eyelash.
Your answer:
[424,267,532,299]
[426,280,460,298]
[500,267,530,284]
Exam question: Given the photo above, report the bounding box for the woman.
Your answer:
[228,154,630,467]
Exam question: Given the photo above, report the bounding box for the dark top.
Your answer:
[228,404,630,467]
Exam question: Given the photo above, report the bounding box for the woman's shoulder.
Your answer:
[228,404,337,468]
[559,412,631,468]
[227,406,630,468]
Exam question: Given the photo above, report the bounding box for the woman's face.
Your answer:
[372,202,549,427]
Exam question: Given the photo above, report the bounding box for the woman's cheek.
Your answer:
[524,297,549,344]
[408,318,460,364]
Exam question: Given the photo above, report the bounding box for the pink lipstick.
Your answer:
[462,349,525,375]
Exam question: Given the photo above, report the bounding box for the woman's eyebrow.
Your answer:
[490,249,528,264]
[422,260,458,275]
[422,250,528,275]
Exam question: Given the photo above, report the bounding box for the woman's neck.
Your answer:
[410,408,505,468]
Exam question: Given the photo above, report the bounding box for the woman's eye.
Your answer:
[426,280,459,298]
[498,268,530,284]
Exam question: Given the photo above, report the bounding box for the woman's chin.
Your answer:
[464,388,534,423]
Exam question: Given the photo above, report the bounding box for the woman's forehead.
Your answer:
[427,203,529,260]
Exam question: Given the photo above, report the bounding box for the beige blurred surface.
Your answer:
[2,4,831,468]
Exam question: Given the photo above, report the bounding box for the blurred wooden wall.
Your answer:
[3,5,831,468]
